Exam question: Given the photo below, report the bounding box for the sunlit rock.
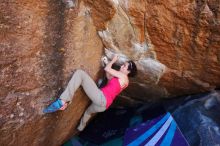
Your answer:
[0,0,220,145]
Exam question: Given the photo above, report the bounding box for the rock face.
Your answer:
[0,0,102,146]
[165,91,220,146]
[97,0,220,100]
[0,0,219,146]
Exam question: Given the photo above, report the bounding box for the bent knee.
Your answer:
[75,69,85,75]
[87,104,106,114]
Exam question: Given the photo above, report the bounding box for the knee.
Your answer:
[75,69,85,76]
[75,69,83,73]
[84,110,92,116]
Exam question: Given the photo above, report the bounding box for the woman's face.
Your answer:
[120,62,129,73]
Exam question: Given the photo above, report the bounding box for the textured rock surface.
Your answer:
[0,0,220,146]
[98,0,220,100]
[0,0,102,146]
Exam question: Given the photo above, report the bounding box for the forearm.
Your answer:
[104,59,116,71]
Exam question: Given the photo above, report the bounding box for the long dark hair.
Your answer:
[127,60,137,77]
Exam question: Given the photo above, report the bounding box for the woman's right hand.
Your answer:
[112,54,119,62]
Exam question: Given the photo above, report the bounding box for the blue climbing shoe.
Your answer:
[43,99,63,114]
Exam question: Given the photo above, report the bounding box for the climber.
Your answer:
[62,0,76,8]
[43,54,137,131]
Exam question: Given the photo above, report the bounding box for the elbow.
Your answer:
[104,66,110,72]
[104,67,108,72]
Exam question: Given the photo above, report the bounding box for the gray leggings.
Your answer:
[59,69,106,131]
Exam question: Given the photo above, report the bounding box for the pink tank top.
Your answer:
[101,77,127,108]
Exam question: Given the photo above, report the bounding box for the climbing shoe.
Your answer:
[43,99,63,113]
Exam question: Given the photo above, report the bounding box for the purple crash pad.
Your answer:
[123,113,189,146]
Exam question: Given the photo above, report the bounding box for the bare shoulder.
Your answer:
[118,75,129,87]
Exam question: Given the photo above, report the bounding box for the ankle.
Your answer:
[59,99,66,105]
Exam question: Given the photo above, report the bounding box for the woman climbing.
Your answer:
[43,55,137,131]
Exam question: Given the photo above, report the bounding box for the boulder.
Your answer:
[0,0,219,145]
